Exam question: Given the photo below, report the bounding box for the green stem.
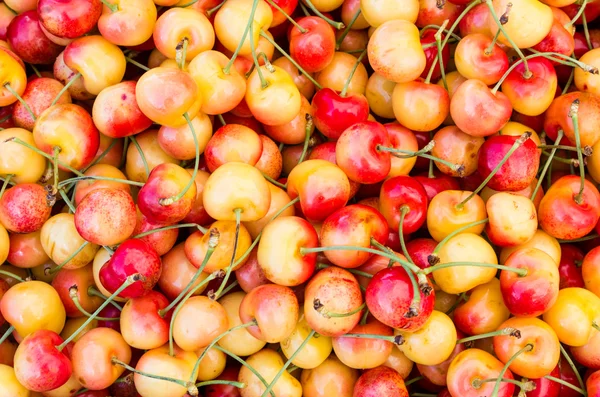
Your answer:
[404,376,424,386]
[206,1,224,15]
[340,49,367,97]
[398,206,414,264]
[341,332,403,344]
[423,261,528,277]
[263,173,287,189]
[82,138,118,173]
[30,64,41,78]
[301,0,344,29]
[569,99,586,205]
[176,38,189,70]
[455,132,531,210]
[560,344,587,396]
[336,8,361,49]
[223,0,260,74]
[531,130,563,200]
[315,301,365,318]
[260,330,316,397]
[583,11,593,50]
[112,357,192,390]
[544,375,587,396]
[69,287,119,321]
[377,146,464,175]
[6,137,85,177]
[571,0,589,25]
[58,274,142,351]
[424,20,449,85]
[456,327,521,345]
[429,218,490,264]
[59,175,145,189]
[265,0,306,32]
[3,83,35,121]
[297,114,313,165]
[0,270,25,283]
[59,189,76,214]
[87,286,123,310]
[212,208,242,300]
[217,114,226,126]
[485,28,502,55]
[435,22,448,90]
[490,344,533,397]
[316,263,373,279]
[0,174,12,199]
[196,380,246,388]
[420,25,462,41]
[0,325,14,344]
[129,136,149,178]
[49,241,89,275]
[51,73,81,106]
[213,345,276,397]
[125,57,150,71]
[99,0,118,12]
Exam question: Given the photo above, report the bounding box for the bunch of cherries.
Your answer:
[2,0,600,395]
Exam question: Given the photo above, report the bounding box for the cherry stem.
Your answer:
[490,344,534,397]
[297,114,313,165]
[168,249,220,356]
[111,357,195,392]
[558,233,599,243]
[223,0,260,75]
[212,208,242,300]
[58,189,75,213]
[159,229,219,318]
[82,139,118,173]
[219,279,239,297]
[538,143,592,154]
[340,49,367,97]
[189,321,257,383]
[0,270,25,283]
[260,330,316,397]
[428,218,490,264]
[128,136,150,178]
[477,378,535,392]
[420,25,462,41]
[176,38,189,70]
[3,83,35,121]
[119,137,130,169]
[232,196,300,268]
[302,0,344,29]
[69,286,119,321]
[134,223,208,240]
[341,332,404,345]
[563,68,576,95]
[404,376,424,386]
[541,151,579,165]
[592,321,600,332]
[561,344,587,395]
[59,175,145,189]
[0,325,14,345]
[435,21,448,90]
[571,0,589,25]
[315,300,365,318]
[456,132,531,210]
[0,174,12,199]
[377,146,465,176]
[445,292,467,315]
[205,1,224,16]
[485,28,502,55]
[569,99,586,205]
[125,57,150,71]
[196,380,246,388]
[249,22,269,89]
[30,64,41,78]
[456,327,521,345]
[99,0,118,12]
[316,263,373,279]
[262,173,287,189]
[423,261,528,277]
[259,30,322,89]
[439,0,480,52]
[424,19,448,85]
[530,130,564,201]
[398,206,415,264]
[544,375,588,395]
[51,146,61,195]
[58,274,142,351]
[265,0,306,32]
[51,73,81,107]
[300,2,310,15]
[87,286,123,310]
[336,8,361,49]
[48,241,89,275]
[213,345,276,397]
[583,9,593,50]
[484,0,530,79]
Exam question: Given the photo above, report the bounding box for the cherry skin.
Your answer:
[6,10,63,64]
[558,244,585,289]
[420,28,450,81]
[544,92,600,147]
[526,365,560,397]
[454,33,509,86]
[311,87,370,141]
[37,0,102,39]
[0,183,51,234]
[12,77,71,131]
[6,231,50,269]
[289,16,336,73]
[353,366,408,397]
[414,171,461,204]
[379,175,428,235]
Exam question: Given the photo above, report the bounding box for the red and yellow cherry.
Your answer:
[501,247,560,317]
[311,87,369,141]
[365,72,395,120]
[485,192,538,247]
[159,242,210,301]
[218,291,267,356]
[289,16,336,73]
[51,264,101,318]
[154,8,214,62]
[53,50,94,100]
[368,19,426,83]
[379,175,428,235]
[416,0,463,27]
[37,0,101,40]
[63,35,126,95]
[204,124,262,171]
[300,354,359,396]
[12,77,71,131]
[352,366,408,397]
[73,164,130,206]
[6,11,63,65]
[98,0,156,46]
[488,0,553,48]
[13,329,72,392]
[182,168,214,226]
[6,230,50,268]
[361,0,418,26]
[239,348,302,397]
[125,129,178,183]
[392,78,449,132]
[134,344,198,397]
[240,284,299,343]
[254,134,283,180]
[332,318,393,369]
[453,278,510,335]
[213,0,273,56]
[0,183,51,234]
[446,348,516,397]
[287,159,351,222]
[538,175,600,240]
[99,238,162,299]
[499,228,561,266]
[132,207,179,257]
[281,309,332,369]
[41,213,100,269]
[71,327,131,390]
[316,52,368,95]
[173,295,229,351]
[454,33,508,85]
[119,290,170,350]
[431,126,484,177]
[543,287,600,346]
[544,92,600,147]
[74,188,137,246]
[257,216,317,285]
[0,48,26,107]
[136,67,201,128]
[91,81,153,138]
[427,190,487,242]
[433,232,498,294]
[0,363,29,396]
[450,79,512,138]
[234,247,271,293]
[0,280,66,337]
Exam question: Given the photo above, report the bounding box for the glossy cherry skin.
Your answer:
[454,33,509,86]
[532,9,575,62]
[311,88,369,140]
[13,330,72,392]
[366,266,435,331]
[289,16,336,73]
[353,366,408,397]
[538,175,600,240]
[544,91,600,148]
[559,244,585,289]
[379,175,428,235]
[414,171,461,204]
[99,239,162,299]
[477,134,540,191]
[335,121,391,184]
[6,11,63,64]
[37,0,102,39]
[0,183,51,233]
[420,29,450,81]
[526,365,560,397]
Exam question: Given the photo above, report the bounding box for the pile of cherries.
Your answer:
[3,0,600,395]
